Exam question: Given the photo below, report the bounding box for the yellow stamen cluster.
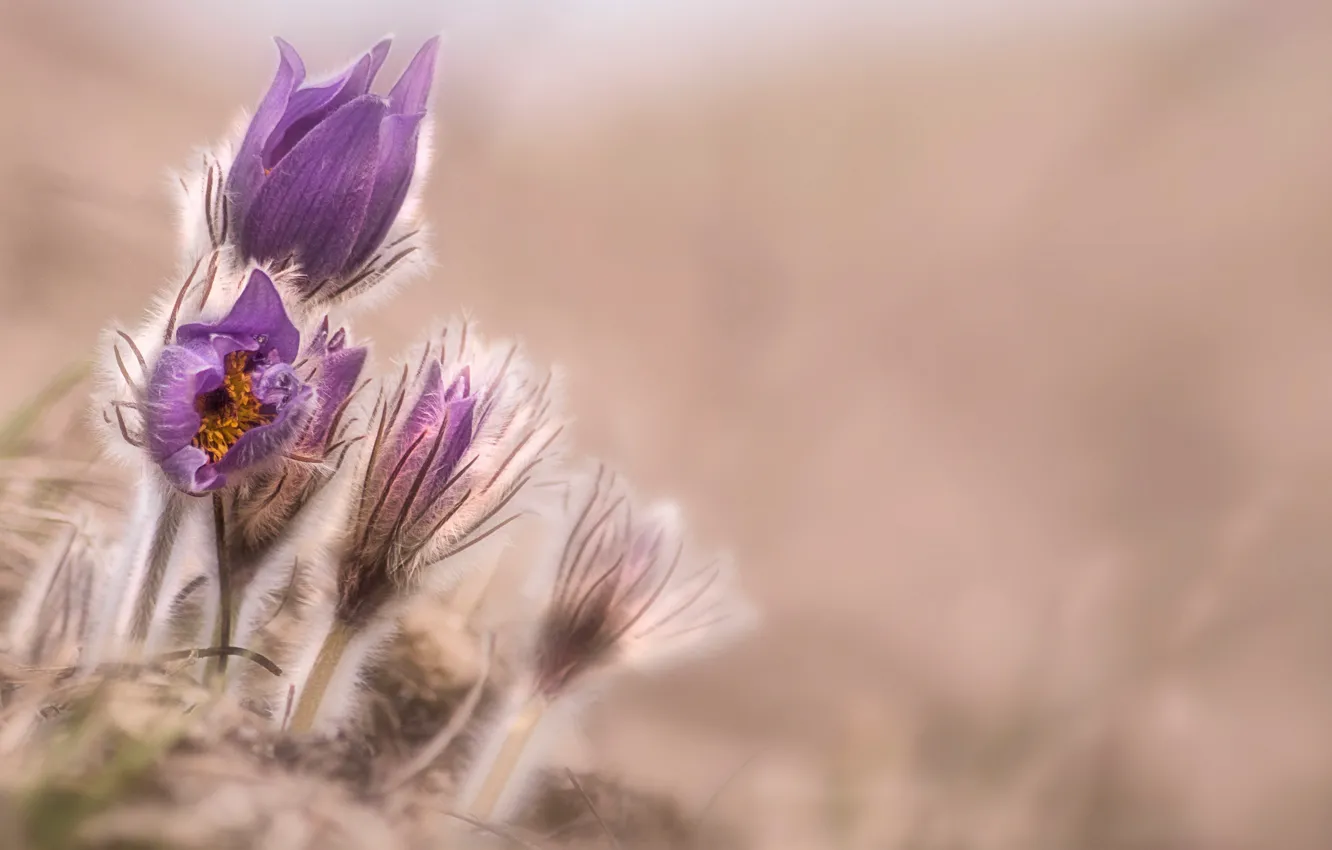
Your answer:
[192,350,273,462]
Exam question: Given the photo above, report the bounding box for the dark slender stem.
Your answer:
[212,493,232,680]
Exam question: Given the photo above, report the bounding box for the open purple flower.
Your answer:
[144,269,315,494]
[227,36,439,300]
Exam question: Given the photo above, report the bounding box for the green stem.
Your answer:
[468,694,548,820]
[288,619,354,733]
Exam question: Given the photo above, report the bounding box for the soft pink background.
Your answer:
[3,3,1331,846]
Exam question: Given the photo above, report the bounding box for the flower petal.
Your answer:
[424,393,476,499]
[443,366,470,403]
[302,345,367,451]
[388,37,440,116]
[143,343,223,462]
[400,359,444,452]
[345,112,423,271]
[176,270,301,363]
[240,96,385,288]
[262,38,392,170]
[254,362,305,409]
[227,38,306,224]
[160,445,222,493]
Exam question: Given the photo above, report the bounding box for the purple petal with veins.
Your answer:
[241,96,384,285]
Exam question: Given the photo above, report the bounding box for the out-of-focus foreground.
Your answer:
[3,2,1332,847]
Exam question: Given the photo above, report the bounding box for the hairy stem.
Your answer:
[288,619,354,733]
[204,494,232,684]
[128,492,185,644]
[87,480,184,670]
[466,694,548,821]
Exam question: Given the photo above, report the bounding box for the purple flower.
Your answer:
[144,270,315,494]
[227,37,439,300]
[335,322,563,624]
[531,467,756,699]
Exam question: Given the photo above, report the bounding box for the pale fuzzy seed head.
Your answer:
[527,464,758,700]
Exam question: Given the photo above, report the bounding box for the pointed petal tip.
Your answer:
[424,357,444,387]
[273,37,306,80]
[243,267,279,296]
[363,38,393,87]
[387,37,441,116]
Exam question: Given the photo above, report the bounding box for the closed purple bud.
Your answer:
[143,270,315,494]
[335,321,563,625]
[226,37,440,301]
[376,358,480,547]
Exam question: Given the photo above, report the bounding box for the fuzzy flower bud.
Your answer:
[336,321,563,625]
[530,466,756,700]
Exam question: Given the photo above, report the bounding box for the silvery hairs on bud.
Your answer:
[332,317,566,625]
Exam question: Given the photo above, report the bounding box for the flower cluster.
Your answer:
[10,34,757,830]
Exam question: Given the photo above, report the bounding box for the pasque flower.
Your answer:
[286,321,564,732]
[459,465,755,820]
[531,467,754,697]
[144,269,314,494]
[227,37,439,301]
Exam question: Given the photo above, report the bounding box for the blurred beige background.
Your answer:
[4,0,1332,847]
